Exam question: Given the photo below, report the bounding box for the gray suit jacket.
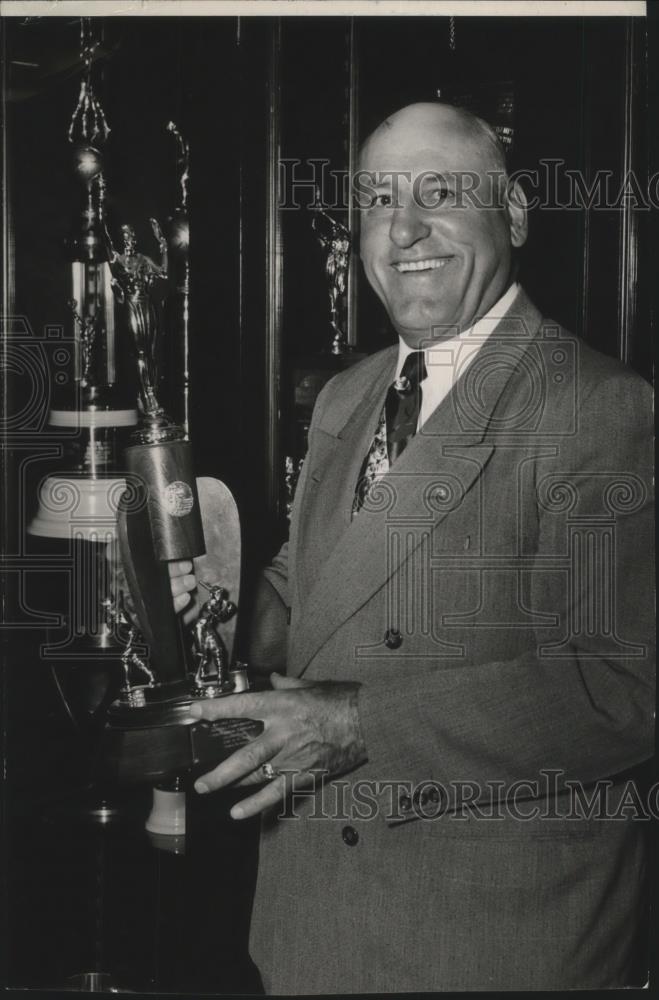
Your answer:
[250,289,654,992]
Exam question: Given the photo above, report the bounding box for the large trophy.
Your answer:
[99,177,259,791]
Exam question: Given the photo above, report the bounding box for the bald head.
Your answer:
[360,102,507,179]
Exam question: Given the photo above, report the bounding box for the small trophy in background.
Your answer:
[286,190,358,513]
[441,81,516,156]
[311,187,351,356]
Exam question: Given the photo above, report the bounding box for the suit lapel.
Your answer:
[291,289,544,676]
[293,350,397,605]
[290,405,493,677]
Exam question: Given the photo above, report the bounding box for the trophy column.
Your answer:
[120,430,205,693]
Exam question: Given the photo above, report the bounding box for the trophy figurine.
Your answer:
[191,583,237,695]
[311,188,351,355]
[106,220,170,428]
[99,218,259,787]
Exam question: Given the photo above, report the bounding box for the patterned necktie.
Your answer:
[385,350,427,465]
[353,350,427,515]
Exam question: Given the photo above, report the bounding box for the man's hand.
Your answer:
[169,559,198,625]
[189,672,368,820]
[106,546,197,626]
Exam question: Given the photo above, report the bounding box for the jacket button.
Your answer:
[384,628,402,649]
[414,786,440,809]
[342,825,359,846]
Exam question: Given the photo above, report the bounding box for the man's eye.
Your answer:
[370,193,393,208]
[421,185,449,205]
[427,186,452,208]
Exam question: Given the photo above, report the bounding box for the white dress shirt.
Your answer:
[395,282,520,430]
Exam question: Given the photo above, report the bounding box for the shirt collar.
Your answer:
[396,281,521,377]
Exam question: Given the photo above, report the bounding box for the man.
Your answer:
[170,103,654,991]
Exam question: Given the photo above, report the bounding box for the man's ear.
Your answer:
[506,178,528,248]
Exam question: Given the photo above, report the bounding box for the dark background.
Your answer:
[1,13,655,996]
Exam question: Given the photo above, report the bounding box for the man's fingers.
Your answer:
[194,734,279,793]
[169,560,196,614]
[230,770,316,819]
[169,560,193,579]
[230,777,289,820]
[173,592,191,613]
[235,767,275,787]
[170,573,196,598]
[188,692,266,722]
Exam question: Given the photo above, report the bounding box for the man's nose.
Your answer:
[389,203,431,248]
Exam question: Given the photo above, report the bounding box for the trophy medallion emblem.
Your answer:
[162,481,195,517]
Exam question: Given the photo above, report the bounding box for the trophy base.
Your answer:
[62,971,129,993]
[99,691,263,785]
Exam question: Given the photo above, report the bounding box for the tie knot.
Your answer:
[394,350,427,394]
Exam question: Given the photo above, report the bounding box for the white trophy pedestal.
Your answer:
[28,475,127,541]
[145,787,187,837]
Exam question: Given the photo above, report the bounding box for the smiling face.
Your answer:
[358,103,526,347]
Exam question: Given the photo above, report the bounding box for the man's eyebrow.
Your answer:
[418,171,453,182]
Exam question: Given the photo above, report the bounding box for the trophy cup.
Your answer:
[100,220,261,788]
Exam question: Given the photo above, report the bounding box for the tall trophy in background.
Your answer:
[27,21,137,735]
[29,23,138,547]
[161,121,192,436]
